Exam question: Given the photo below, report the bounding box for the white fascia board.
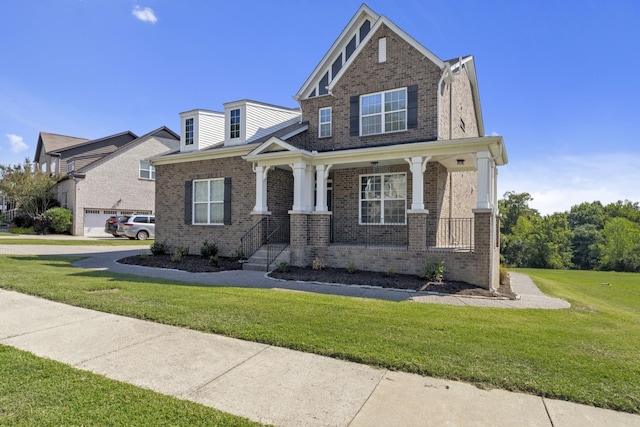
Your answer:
[460,58,485,137]
[294,4,380,100]
[327,16,446,93]
[245,136,302,158]
[179,108,223,117]
[311,136,507,167]
[150,145,253,165]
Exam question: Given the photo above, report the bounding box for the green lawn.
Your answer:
[0,237,150,246]
[0,256,638,414]
[0,344,261,426]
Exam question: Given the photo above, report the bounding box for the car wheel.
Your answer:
[137,230,149,241]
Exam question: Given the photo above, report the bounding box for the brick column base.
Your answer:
[309,213,331,247]
[289,212,309,267]
[407,210,428,251]
[473,209,499,290]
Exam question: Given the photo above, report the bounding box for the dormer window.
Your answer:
[230,109,240,139]
[67,161,75,173]
[185,118,194,145]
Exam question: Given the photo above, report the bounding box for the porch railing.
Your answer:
[330,216,408,248]
[240,217,269,260]
[266,216,290,268]
[434,218,474,250]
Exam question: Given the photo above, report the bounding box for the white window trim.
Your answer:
[139,161,155,180]
[230,108,241,139]
[360,87,408,136]
[193,178,225,225]
[185,117,194,145]
[67,160,75,173]
[318,107,332,138]
[359,172,407,225]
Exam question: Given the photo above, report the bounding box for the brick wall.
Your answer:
[439,66,480,140]
[155,156,295,256]
[289,23,442,152]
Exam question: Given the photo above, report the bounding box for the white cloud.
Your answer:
[498,152,640,215]
[132,6,157,24]
[6,134,28,154]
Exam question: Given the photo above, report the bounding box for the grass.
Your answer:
[0,344,260,426]
[0,237,150,246]
[0,256,638,414]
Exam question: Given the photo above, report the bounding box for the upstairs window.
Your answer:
[319,107,332,138]
[360,88,407,136]
[67,160,75,173]
[139,160,155,180]
[230,109,240,139]
[360,173,406,225]
[185,118,194,145]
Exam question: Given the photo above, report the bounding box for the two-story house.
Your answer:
[151,4,508,290]
[35,127,180,236]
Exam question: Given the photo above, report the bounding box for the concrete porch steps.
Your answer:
[242,245,290,272]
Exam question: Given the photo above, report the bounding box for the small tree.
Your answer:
[0,159,58,220]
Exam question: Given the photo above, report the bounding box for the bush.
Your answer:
[421,257,445,282]
[312,257,325,270]
[176,246,190,257]
[347,261,357,274]
[209,255,219,267]
[45,207,73,233]
[150,241,168,255]
[171,251,182,263]
[277,261,289,273]
[32,214,51,234]
[385,268,396,277]
[9,226,35,235]
[12,214,33,228]
[231,249,245,261]
[200,240,218,258]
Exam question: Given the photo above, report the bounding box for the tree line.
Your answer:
[499,192,640,272]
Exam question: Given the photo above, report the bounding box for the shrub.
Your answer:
[277,261,289,273]
[421,257,445,282]
[171,251,182,263]
[200,240,218,258]
[45,207,73,233]
[32,214,51,234]
[176,246,190,257]
[347,261,357,274]
[150,241,168,255]
[209,255,219,267]
[385,268,396,278]
[312,257,325,270]
[12,214,33,228]
[231,248,245,261]
[9,226,35,235]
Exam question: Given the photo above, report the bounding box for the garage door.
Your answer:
[83,209,152,237]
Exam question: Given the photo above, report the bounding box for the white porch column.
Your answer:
[406,156,430,210]
[476,151,494,209]
[252,165,270,213]
[291,162,308,212]
[304,166,315,211]
[315,164,332,212]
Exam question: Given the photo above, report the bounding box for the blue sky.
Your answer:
[1,0,638,215]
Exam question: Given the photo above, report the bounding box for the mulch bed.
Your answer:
[117,254,515,298]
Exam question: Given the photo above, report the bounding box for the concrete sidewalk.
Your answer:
[1,288,638,426]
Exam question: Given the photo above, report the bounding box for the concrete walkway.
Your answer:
[2,240,638,425]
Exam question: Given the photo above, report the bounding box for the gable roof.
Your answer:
[34,132,90,162]
[74,126,179,175]
[295,4,445,101]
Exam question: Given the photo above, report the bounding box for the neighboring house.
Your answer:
[151,4,508,290]
[34,127,179,236]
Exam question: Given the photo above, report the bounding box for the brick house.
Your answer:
[152,4,508,290]
[34,127,179,236]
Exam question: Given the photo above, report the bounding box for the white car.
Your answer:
[122,215,155,240]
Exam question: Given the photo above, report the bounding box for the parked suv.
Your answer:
[104,215,129,237]
[122,215,155,240]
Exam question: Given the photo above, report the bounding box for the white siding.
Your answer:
[197,111,225,149]
[245,103,301,143]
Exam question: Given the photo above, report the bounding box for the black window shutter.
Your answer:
[407,85,418,129]
[223,177,232,225]
[350,95,359,136]
[184,181,192,225]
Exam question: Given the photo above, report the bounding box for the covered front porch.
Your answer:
[242,136,506,289]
